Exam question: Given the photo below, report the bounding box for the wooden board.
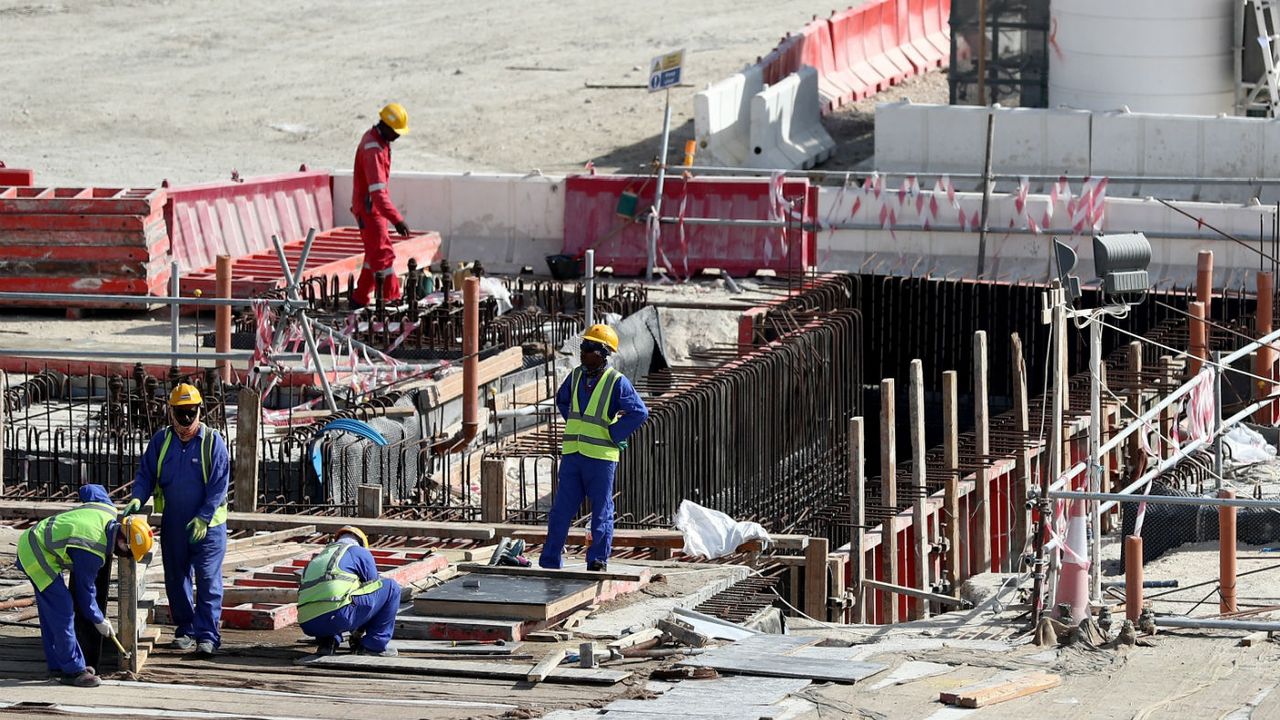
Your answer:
[394,640,519,656]
[677,634,886,684]
[413,575,598,621]
[527,648,567,684]
[295,653,630,685]
[394,614,526,642]
[458,563,650,583]
[940,671,1062,708]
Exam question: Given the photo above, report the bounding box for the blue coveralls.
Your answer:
[15,484,116,676]
[539,366,649,569]
[131,424,230,648]
[298,539,401,653]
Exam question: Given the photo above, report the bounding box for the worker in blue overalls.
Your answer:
[297,526,401,657]
[124,383,229,656]
[16,484,153,687]
[540,324,649,571]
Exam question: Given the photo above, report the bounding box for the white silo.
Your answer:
[1048,0,1235,115]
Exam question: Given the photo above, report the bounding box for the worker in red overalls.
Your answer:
[351,103,411,308]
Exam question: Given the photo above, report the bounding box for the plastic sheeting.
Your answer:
[674,499,771,560]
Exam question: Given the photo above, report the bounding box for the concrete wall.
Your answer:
[875,103,1280,203]
[332,170,566,274]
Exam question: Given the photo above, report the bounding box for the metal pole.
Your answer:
[585,249,595,327]
[271,234,337,412]
[977,0,988,105]
[1047,489,1280,510]
[1088,313,1103,605]
[0,291,286,308]
[169,261,180,370]
[1214,350,1225,487]
[0,349,296,361]
[649,88,673,281]
[1154,616,1280,633]
[977,111,995,278]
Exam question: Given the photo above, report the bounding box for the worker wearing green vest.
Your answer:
[124,383,229,656]
[16,484,154,687]
[540,324,649,571]
[297,526,401,656]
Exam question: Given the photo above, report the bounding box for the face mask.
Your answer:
[172,406,199,427]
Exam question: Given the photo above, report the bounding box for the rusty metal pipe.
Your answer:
[436,276,481,454]
[215,255,232,382]
[1196,250,1213,315]
[1124,535,1143,622]
[1220,488,1238,615]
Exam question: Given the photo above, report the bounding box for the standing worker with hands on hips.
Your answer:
[124,383,230,657]
[16,484,153,687]
[351,102,411,308]
[540,324,649,572]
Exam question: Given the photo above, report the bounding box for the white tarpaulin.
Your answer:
[673,499,771,560]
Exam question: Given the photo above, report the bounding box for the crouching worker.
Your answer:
[297,526,400,657]
[16,484,153,687]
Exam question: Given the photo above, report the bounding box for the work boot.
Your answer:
[588,561,608,572]
[58,669,100,688]
[48,665,92,680]
[316,638,338,657]
[357,645,398,657]
[348,630,365,653]
[195,640,216,656]
[171,636,196,651]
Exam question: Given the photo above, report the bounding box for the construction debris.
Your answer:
[939,670,1063,708]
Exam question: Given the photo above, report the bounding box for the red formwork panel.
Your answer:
[0,166,35,186]
[164,169,336,274]
[181,226,442,298]
[562,175,816,277]
[0,186,165,215]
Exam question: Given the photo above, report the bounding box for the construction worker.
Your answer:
[540,324,649,571]
[297,526,400,657]
[351,102,411,308]
[16,484,153,687]
[124,383,229,656]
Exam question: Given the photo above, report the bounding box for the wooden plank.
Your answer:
[357,485,383,519]
[222,587,298,605]
[849,416,866,623]
[480,458,506,523]
[1010,333,1030,572]
[880,378,898,624]
[457,563,649,583]
[296,653,631,685]
[678,637,886,684]
[395,641,519,656]
[908,359,929,620]
[973,331,991,574]
[401,347,524,402]
[227,525,317,550]
[940,670,1062,708]
[804,537,828,620]
[117,553,140,674]
[232,387,260,513]
[942,370,961,588]
[527,648,567,684]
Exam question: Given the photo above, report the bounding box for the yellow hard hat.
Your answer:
[583,324,619,353]
[168,383,203,407]
[379,103,410,135]
[336,525,369,548]
[119,515,154,562]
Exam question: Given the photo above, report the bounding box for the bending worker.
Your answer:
[541,324,649,572]
[297,526,400,657]
[351,102,411,308]
[125,383,229,656]
[17,484,153,688]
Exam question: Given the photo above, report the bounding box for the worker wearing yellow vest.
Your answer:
[540,324,649,571]
[16,484,153,687]
[297,526,401,657]
[123,383,229,656]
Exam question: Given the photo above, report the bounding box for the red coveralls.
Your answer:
[351,127,404,306]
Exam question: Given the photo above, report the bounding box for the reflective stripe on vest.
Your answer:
[562,367,622,462]
[154,428,227,527]
[296,543,383,624]
[17,503,116,592]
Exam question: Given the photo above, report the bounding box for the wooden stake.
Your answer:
[805,536,830,621]
[481,458,506,523]
[942,370,961,589]
[880,378,899,623]
[527,649,567,684]
[973,331,992,573]
[357,484,383,518]
[1127,342,1144,482]
[909,359,929,619]
[1010,334,1030,572]
[232,387,261,513]
[849,416,866,623]
[215,255,232,382]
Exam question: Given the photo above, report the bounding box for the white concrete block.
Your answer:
[694,65,764,167]
[747,67,835,170]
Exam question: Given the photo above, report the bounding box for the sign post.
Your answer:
[646,49,684,281]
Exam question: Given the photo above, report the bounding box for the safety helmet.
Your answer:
[582,324,619,353]
[379,103,410,135]
[336,525,369,548]
[119,515,154,562]
[168,383,203,407]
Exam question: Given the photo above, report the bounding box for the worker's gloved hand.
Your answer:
[187,517,209,544]
[394,221,410,237]
[94,619,115,638]
[617,439,629,451]
[121,498,142,516]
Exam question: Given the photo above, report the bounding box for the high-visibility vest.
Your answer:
[17,502,117,592]
[296,543,384,624]
[562,367,622,462]
[154,427,227,527]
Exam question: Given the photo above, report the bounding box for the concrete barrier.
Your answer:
[694,65,765,167]
[332,171,564,274]
[748,67,836,170]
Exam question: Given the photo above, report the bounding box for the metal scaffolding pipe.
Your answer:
[0,291,291,308]
[1046,489,1280,510]
[677,165,1280,187]
[1155,616,1280,633]
[0,349,299,361]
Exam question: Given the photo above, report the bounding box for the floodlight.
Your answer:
[1093,233,1152,299]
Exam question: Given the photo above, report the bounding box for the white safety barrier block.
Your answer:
[747,66,836,170]
[694,65,764,167]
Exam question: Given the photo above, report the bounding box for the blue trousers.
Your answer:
[161,521,226,647]
[539,454,616,569]
[29,573,86,675]
[299,579,401,653]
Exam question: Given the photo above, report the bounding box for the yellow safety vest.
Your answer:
[562,367,622,462]
[296,542,383,624]
[17,502,117,592]
[154,427,227,527]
